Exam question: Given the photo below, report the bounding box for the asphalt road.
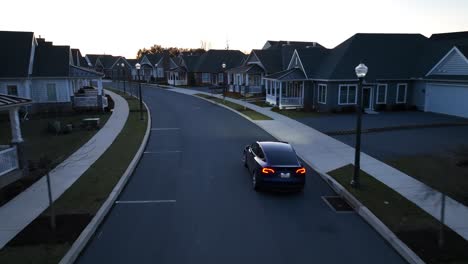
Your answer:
[78,84,405,264]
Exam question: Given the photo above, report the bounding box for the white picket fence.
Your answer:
[0,145,19,177]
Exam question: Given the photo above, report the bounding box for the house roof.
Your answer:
[252,49,283,73]
[423,74,468,81]
[430,31,468,42]
[182,55,201,72]
[71,49,89,67]
[85,54,101,67]
[310,33,429,81]
[32,43,70,77]
[263,40,323,50]
[96,55,119,69]
[143,54,164,65]
[0,31,34,78]
[264,68,306,81]
[0,94,32,110]
[294,47,330,78]
[126,59,138,68]
[227,64,264,74]
[194,50,245,72]
[456,45,468,59]
[69,65,104,78]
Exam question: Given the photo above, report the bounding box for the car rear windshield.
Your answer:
[265,148,299,166]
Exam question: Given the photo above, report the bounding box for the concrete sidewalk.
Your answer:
[167,86,468,241]
[0,90,129,249]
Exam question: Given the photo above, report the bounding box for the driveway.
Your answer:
[297,111,468,133]
[292,111,468,160]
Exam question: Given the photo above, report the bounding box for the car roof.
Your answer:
[258,141,293,153]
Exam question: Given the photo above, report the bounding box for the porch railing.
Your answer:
[0,145,19,177]
[74,96,99,107]
[281,97,302,106]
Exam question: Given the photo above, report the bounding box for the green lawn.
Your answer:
[0,89,148,264]
[251,101,271,107]
[386,153,468,207]
[0,112,111,168]
[195,94,272,120]
[328,164,468,264]
[271,107,329,119]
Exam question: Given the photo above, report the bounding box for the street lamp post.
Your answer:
[222,62,226,103]
[135,63,144,121]
[121,63,126,94]
[351,63,368,188]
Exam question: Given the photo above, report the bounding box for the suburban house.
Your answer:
[71,49,89,68]
[192,49,245,86]
[125,58,139,81]
[85,54,100,68]
[110,56,133,82]
[139,53,171,82]
[227,41,323,95]
[167,55,201,86]
[0,31,105,113]
[263,32,468,118]
[94,55,119,79]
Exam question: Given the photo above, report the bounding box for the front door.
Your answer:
[362,87,372,110]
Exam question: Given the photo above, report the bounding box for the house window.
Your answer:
[47,83,57,101]
[202,73,211,83]
[338,84,357,105]
[396,83,407,103]
[376,84,387,104]
[7,85,18,96]
[318,84,327,104]
[218,73,224,83]
[157,68,164,78]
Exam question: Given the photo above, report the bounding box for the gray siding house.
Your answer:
[264,32,468,118]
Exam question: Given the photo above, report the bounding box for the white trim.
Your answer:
[286,50,308,79]
[426,47,468,76]
[396,83,408,103]
[338,84,358,105]
[375,84,387,104]
[318,83,327,104]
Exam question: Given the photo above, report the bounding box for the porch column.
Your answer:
[97,79,103,109]
[9,107,23,144]
[302,81,305,105]
[279,82,283,109]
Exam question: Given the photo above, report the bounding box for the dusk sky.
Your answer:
[1,0,467,58]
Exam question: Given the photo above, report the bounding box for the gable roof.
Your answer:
[71,49,89,67]
[293,47,330,78]
[194,50,245,72]
[458,45,468,58]
[126,59,138,68]
[85,54,101,67]
[33,43,70,77]
[96,55,119,69]
[430,31,468,42]
[182,55,201,72]
[143,54,164,65]
[252,49,283,73]
[0,31,34,78]
[311,33,428,81]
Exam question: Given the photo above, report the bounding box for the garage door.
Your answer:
[425,83,468,118]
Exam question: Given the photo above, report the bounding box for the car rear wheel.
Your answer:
[252,172,260,191]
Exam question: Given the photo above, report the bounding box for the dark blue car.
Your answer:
[242,141,306,191]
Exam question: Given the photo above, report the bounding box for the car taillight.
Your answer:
[296,167,306,174]
[262,168,275,174]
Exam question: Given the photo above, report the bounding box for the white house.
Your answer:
[0,31,105,112]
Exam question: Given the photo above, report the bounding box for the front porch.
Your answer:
[70,66,107,110]
[0,94,32,188]
[168,68,188,86]
[264,68,306,109]
[227,64,264,95]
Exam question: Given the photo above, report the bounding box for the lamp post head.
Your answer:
[222,63,226,69]
[121,63,124,67]
[135,63,141,70]
[355,63,368,79]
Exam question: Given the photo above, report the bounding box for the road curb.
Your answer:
[314,171,425,264]
[59,96,152,264]
[157,87,425,264]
